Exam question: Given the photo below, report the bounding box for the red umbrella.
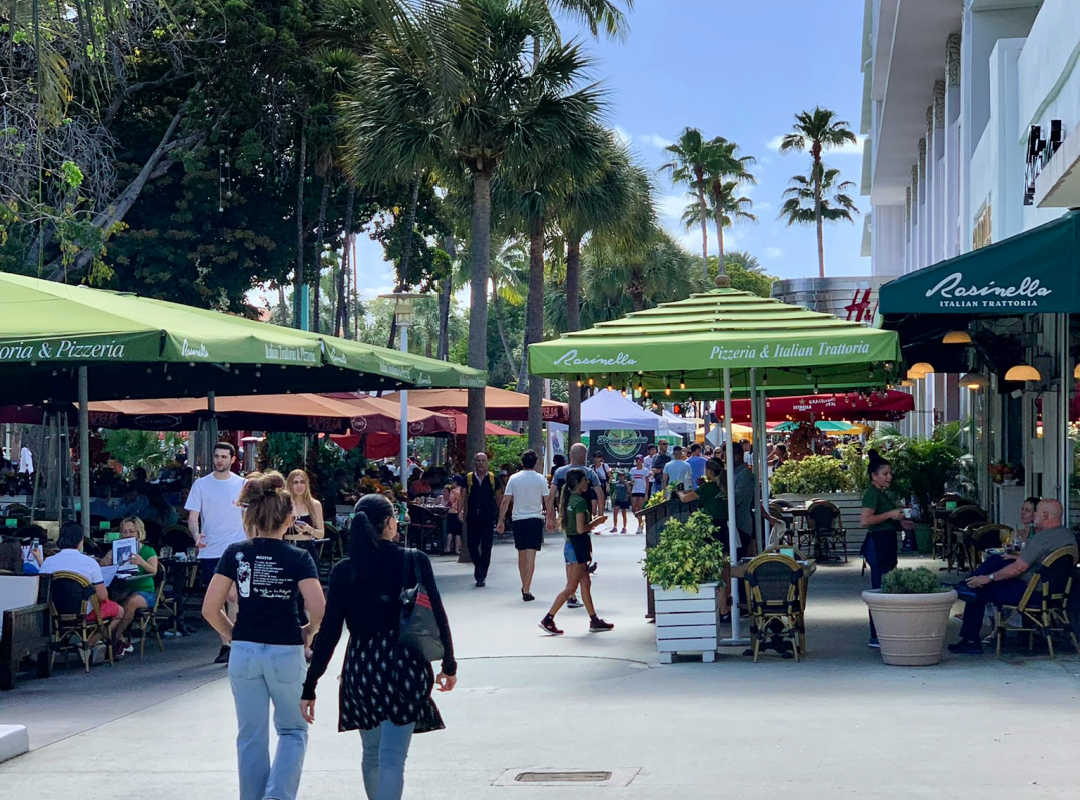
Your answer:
[716,390,914,423]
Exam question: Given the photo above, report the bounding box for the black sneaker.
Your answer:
[947,640,983,655]
[566,597,583,608]
[522,591,535,602]
[538,616,564,635]
[214,645,231,664]
[587,562,598,574]
[475,580,486,588]
[589,616,614,632]
[867,638,880,649]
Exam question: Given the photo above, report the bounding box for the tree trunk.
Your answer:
[46,99,200,281]
[566,235,583,444]
[294,126,307,329]
[465,169,492,467]
[337,184,356,338]
[313,176,329,333]
[813,147,825,278]
[714,209,726,278]
[525,220,545,453]
[698,187,709,281]
[437,234,454,360]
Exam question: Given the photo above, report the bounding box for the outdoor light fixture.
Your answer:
[587,377,595,387]
[959,372,988,390]
[900,379,914,388]
[1004,364,1041,382]
[910,362,935,377]
[664,379,671,397]
[679,373,686,390]
[942,330,972,345]
[1074,363,1080,380]
[576,376,582,387]
[607,382,614,391]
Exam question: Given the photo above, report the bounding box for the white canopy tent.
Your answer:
[659,410,697,436]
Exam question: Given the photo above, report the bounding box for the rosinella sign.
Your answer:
[923,271,1052,310]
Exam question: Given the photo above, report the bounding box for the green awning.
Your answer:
[879,210,1080,316]
[529,288,902,395]
[0,272,484,401]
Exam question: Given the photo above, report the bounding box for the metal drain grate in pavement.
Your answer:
[515,771,612,783]
[493,768,640,788]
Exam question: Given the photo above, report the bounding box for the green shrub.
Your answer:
[642,511,727,593]
[881,567,948,594]
[770,455,853,495]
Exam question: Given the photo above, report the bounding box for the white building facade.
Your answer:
[861,0,1080,505]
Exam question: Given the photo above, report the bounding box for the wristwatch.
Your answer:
[989,572,996,582]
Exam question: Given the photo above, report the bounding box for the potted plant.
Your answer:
[643,512,728,663]
[862,567,957,666]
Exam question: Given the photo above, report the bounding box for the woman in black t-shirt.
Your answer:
[202,471,325,800]
[859,450,904,647]
[301,493,456,800]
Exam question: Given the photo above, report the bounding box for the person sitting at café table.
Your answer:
[41,521,124,632]
[1017,495,1040,547]
[286,469,325,539]
[948,498,1076,655]
[98,516,159,655]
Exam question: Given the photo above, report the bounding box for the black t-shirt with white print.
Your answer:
[215,538,319,646]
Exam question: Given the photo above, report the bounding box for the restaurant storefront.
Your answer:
[879,210,1080,524]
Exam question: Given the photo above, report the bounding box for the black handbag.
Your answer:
[398,548,445,662]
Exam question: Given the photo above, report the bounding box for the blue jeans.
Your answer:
[228,641,309,800]
[958,555,1028,642]
[360,720,416,800]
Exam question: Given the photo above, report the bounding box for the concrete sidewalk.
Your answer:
[2,532,1078,799]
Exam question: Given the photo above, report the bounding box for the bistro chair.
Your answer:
[131,565,167,661]
[964,523,1013,570]
[48,571,113,673]
[994,545,1080,658]
[804,500,847,564]
[152,559,184,636]
[743,553,806,662]
[406,504,442,555]
[946,505,987,571]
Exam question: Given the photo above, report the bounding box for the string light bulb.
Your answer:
[576,376,582,388]
[679,373,686,390]
[587,377,595,387]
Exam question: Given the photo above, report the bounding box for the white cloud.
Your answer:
[768,133,866,156]
[764,246,784,260]
[657,192,689,220]
[613,125,633,148]
[755,200,774,211]
[641,133,673,150]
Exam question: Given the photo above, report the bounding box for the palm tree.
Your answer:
[555,130,651,441]
[682,180,756,265]
[701,138,755,271]
[779,167,859,262]
[661,128,712,280]
[778,107,858,277]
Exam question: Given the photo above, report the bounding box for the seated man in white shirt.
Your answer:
[40,521,123,625]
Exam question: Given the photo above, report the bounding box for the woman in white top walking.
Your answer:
[496,449,554,602]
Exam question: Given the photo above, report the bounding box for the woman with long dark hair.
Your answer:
[301,493,456,800]
[202,471,325,800]
[859,450,904,647]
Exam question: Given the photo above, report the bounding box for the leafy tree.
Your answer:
[705,251,775,297]
[778,107,858,277]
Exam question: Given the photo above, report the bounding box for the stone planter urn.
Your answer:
[861,588,958,666]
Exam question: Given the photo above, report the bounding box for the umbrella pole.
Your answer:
[1059,313,1070,519]
[720,367,748,646]
[79,367,90,541]
[755,385,770,550]
[399,322,409,483]
[749,369,761,551]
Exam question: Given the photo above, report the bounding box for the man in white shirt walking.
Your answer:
[497,449,554,602]
[184,442,246,664]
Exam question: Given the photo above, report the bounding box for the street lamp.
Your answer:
[379,292,427,480]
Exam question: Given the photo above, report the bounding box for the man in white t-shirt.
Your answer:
[184,441,246,664]
[40,521,123,623]
[496,449,553,602]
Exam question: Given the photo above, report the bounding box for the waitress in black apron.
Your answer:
[859,450,905,648]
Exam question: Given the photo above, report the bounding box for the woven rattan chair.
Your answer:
[994,545,1080,658]
[964,523,1012,571]
[947,505,987,571]
[48,571,113,672]
[132,565,167,660]
[805,500,847,564]
[744,553,806,662]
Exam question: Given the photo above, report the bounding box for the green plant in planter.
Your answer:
[770,454,853,495]
[643,511,727,593]
[881,567,949,594]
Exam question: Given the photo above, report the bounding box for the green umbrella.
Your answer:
[0,272,484,402]
[529,288,901,395]
[529,286,900,644]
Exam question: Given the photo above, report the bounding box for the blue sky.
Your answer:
[350,0,869,299]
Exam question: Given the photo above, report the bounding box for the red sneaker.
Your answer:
[538,616,564,635]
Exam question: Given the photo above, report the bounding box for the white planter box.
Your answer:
[651,582,719,664]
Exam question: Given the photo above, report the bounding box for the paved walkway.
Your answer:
[2,532,1079,798]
